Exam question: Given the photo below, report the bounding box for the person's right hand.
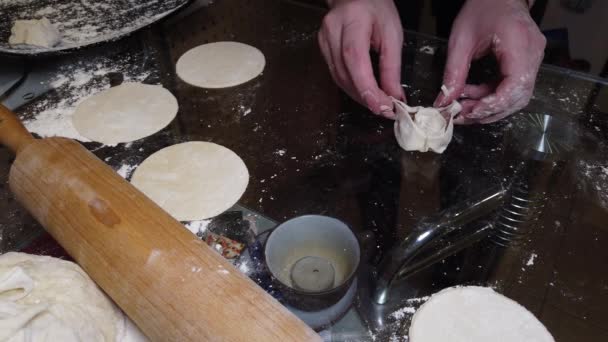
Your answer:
[319,0,405,119]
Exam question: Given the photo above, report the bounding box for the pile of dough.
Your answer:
[409,286,554,342]
[9,18,61,48]
[131,141,249,221]
[0,252,147,342]
[176,41,265,88]
[393,99,462,154]
[72,83,178,145]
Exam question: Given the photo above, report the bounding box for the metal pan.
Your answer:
[0,0,190,56]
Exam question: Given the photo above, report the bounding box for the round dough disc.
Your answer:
[72,83,178,145]
[409,286,554,342]
[176,41,265,88]
[131,141,249,221]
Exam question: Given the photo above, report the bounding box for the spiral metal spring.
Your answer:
[492,181,546,246]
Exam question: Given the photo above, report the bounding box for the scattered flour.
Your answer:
[116,163,137,179]
[21,55,151,145]
[526,253,538,266]
[419,45,436,55]
[390,306,416,320]
[237,259,251,275]
[184,220,210,235]
[389,296,430,321]
[577,160,608,208]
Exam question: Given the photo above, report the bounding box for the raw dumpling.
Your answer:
[393,99,462,153]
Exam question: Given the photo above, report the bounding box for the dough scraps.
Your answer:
[131,141,249,221]
[409,286,554,342]
[393,99,462,154]
[9,18,61,48]
[176,41,265,88]
[72,83,178,145]
[0,252,147,342]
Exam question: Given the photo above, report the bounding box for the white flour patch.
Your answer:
[274,149,286,157]
[419,45,436,55]
[184,220,210,235]
[237,259,251,275]
[577,160,608,208]
[389,295,430,321]
[390,306,416,320]
[116,163,137,179]
[526,253,538,266]
[20,55,151,144]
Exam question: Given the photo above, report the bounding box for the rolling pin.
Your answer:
[0,104,320,342]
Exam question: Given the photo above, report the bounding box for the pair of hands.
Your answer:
[318,0,546,124]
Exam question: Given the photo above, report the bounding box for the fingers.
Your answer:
[378,28,405,101]
[318,28,359,103]
[341,21,394,115]
[466,35,542,122]
[462,84,495,100]
[434,34,475,107]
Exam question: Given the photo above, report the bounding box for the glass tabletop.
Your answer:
[1,0,607,341]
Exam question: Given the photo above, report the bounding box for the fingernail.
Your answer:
[361,90,380,113]
[380,105,392,112]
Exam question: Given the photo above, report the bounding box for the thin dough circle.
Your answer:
[409,286,554,342]
[72,83,178,145]
[131,142,249,221]
[176,41,265,88]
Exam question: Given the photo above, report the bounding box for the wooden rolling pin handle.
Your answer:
[0,104,35,154]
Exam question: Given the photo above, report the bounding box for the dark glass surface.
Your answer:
[1,0,608,340]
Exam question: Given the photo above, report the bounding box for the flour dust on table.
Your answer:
[72,83,178,145]
[131,142,249,221]
[409,286,554,342]
[176,41,266,89]
[0,252,147,342]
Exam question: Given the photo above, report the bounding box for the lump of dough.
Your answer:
[9,18,61,48]
[409,286,554,342]
[393,99,462,154]
[0,252,147,342]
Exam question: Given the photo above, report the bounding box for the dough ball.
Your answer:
[176,42,265,88]
[409,286,554,342]
[393,99,462,154]
[0,252,146,342]
[72,83,178,145]
[131,142,249,221]
[9,18,61,48]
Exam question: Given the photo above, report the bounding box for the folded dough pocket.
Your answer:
[393,99,462,154]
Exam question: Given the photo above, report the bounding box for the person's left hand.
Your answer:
[434,0,546,124]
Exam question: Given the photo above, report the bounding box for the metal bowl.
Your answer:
[264,215,360,311]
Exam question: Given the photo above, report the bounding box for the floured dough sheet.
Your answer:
[409,286,554,342]
[72,83,178,145]
[0,252,147,342]
[131,141,249,221]
[393,99,462,153]
[176,41,265,88]
[9,17,61,48]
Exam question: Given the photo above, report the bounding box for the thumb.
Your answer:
[434,35,474,107]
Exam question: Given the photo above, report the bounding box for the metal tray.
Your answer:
[0,0,189,56]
